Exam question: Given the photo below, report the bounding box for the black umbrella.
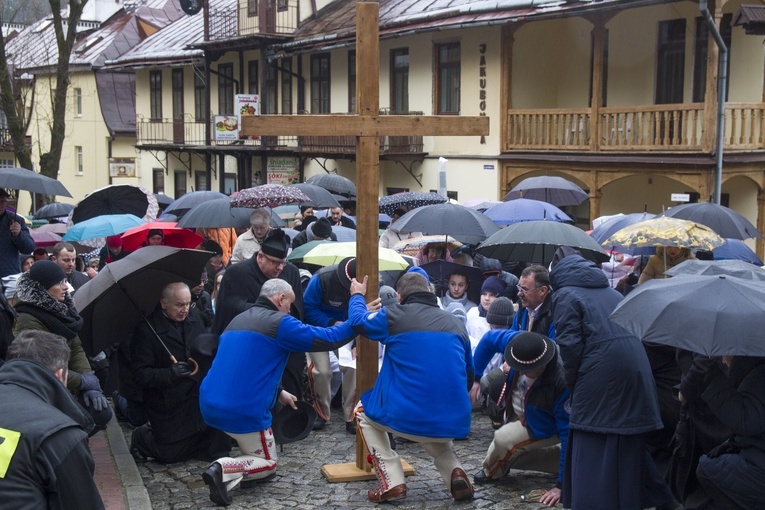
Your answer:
[33,202,74,220]
[661,202,763,240]
[394,203,500,245]
[153,193,175,208]
[664,259,765,281]
[164,190,228,217]
[378,192,447,216]
[176,198,284,229]
[288,183,341,209]
[504,175,588,206]
[74,246,213,356]
[71,185,159,224]
[305,173,356,197]
[609,275,765,357]
[0,167,72,197]
[476,220,609,266]
[420,260,484,304]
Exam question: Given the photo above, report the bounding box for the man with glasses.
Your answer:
[212,229,306,401]
[230,209,272,264]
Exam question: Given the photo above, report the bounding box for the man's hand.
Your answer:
[278,390,298,410]
[539,487,561,506]
[82,390,108,412]
[350,275,368,296]
[469,381,482,404]
[9,220,20,236]
[171,361,194,379]
[366,297,382,312]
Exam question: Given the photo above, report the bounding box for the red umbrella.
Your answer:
[120,221,204,252]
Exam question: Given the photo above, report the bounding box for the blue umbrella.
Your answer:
[483,198,572,225]
[331,225,357,242]
[164,190,228,217]
[63,214,145,242]
[712,238,763,265]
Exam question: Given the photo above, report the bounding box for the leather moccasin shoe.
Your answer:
[202,463,232,506]
[368,483,407,503]
[345,421,357,435]
[312,419,327,431]
[129,445,148,463]
[473,469,494,485]
[450,468,475,501]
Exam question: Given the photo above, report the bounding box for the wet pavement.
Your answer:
[109,409,555,510]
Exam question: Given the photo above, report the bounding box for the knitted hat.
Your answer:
[486,296,513,326]
[445,302,467,324]
[29,259,66,290]
[312,217,333,239]
[260,228,290,259]
[106,235,123,248]
[378,285,397,306]
[336,257,356,291]
[481,275,505,296]
[504,331,556,372]
[406,266,430,283]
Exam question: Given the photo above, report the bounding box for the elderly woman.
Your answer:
[638,246,695,284]
[13,260,112,434]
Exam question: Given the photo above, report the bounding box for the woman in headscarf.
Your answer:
[12,260,112,434]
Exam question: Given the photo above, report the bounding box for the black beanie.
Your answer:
[29,260,67,289]
[312,217,333,239]
[486,296,514,326]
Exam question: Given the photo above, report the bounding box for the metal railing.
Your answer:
[208,0,298,40]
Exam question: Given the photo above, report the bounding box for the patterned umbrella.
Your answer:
[602,217,725,251]
[504,176,588,206]
[379,192,447,216]
[392,235,461,258]
[305,173,357,197]
[230,184,310,209]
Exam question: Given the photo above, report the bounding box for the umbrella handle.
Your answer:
[169,355,199,376]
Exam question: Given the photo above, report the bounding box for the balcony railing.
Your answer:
[0,128,29,150]
[207,0,298,40]
[504,103,765,152]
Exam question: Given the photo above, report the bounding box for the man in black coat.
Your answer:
[328,206,356,229]
[212,228,306,398]
[0,329,103,509]
[130,282,229,464]
[51,242,89,292]
[291,216,337,250]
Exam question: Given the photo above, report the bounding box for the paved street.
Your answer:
[112,409,554,509]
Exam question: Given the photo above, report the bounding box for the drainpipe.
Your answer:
[700,0,727,205]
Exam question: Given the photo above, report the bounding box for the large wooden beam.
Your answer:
[241,114,490,137]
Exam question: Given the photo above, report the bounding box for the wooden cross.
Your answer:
[241,2,489,481]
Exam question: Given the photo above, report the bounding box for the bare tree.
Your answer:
[0,0,88,206]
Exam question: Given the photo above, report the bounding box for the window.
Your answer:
[656,19,686,104]
[75,146,83,175]
[692,14,732,102]
[153,169,164,194]
[0,159,13,168]
[195,171,208,191]
[278,0,288,12]
[172,69,184,120]
[435,42,460,114]
[248,0,258,17]
[281,58,292,114]
[348,50,356,113]
[174,170,187,198]
[194,72,206,121]
[391,48,409,112]
[150,71,162,120]
[224,173,237,195]
[248,60,259,94]
[264,62,277,114]
[218,63,234,115]
[311,53,330,113]
[74,88,82,116]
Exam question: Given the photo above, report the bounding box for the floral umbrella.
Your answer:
[230,184,310,209]
[602,217,726,251]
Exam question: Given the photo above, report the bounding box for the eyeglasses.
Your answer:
[516,284,545,294]
[260,252,287,268]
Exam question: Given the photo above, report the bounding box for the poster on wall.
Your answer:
[236,94,259,140]
[213,115,239,141]
[109,158,136,177]
[267,157,300,185]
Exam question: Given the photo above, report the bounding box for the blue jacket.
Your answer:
[472,296,555,381]
[504,357,570,485]
[303,265,348,326]
[348,291,473,439]
[550,255,662,434]
[200,296,356,434]
[0,212,34,278]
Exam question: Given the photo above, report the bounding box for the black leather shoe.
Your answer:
[345,421,357,434]
[130,445,148,463]
[473,469,494,485]
[312,419,327,431]
[202,463,232,506]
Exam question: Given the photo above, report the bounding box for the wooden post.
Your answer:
[702,0,721,153]
[239,2,489,482]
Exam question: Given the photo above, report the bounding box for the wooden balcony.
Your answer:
[208,0,298,41]
[0,129,30,151]
[504,103,765,153]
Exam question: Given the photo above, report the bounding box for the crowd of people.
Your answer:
[0,195,762,510]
